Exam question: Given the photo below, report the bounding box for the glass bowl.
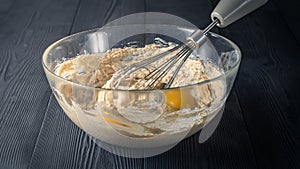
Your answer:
[42,25,241,156]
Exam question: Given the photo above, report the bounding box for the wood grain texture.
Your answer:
[143,0,257,168]
[28,97,119,169]
[218,1,300,168]
[144,90,257,169]
[28,0,257,168]
[29,0,146,169]
[0,0,299,168]
[70,0,145,34]
[70,0,117,33]
[145,0,214,29]
[273,0,300,44]
[0,0,80,168]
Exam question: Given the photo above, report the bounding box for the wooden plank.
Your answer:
[28,0,261,168]
[25,0,300,169]
[0,0,80,168]
[70,0,146,34]
[143,0,257,168]
[218,1,300,168]
[145,0,214,29]
[69,0,119,33]
[0,0,14,22]
[273,0,300,44]
[144,90,258,169]
[28,97,118,169]
[29,0,146,169]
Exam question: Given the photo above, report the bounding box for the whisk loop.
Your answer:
[112,19,220,90]
[137,44,193,89]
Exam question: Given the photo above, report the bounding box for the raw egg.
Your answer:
[165,88,195,110]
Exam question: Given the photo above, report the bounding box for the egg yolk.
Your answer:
[165,88,195,110]
[96,115,133,129]
[165,89,181,110]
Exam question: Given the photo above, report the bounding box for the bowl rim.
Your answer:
[42,26,241,92]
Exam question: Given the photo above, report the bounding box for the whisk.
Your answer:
[116,0,268,89]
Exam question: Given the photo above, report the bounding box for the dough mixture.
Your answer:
[52,42,226,138]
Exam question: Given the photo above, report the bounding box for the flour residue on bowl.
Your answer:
[52,42,226,139]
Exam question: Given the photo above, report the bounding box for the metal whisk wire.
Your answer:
[129,41,195,89]
[133,19,220,89]
[142,45,192,89]
[112,0,269,90]
[115,19,220,90]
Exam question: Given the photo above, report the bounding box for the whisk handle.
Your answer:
[211,0,268,28]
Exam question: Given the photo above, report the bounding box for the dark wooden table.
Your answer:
[0,0,300,168]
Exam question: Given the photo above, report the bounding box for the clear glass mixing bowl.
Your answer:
[42,25,241,156]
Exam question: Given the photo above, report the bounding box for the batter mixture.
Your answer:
[52,42,226,140]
